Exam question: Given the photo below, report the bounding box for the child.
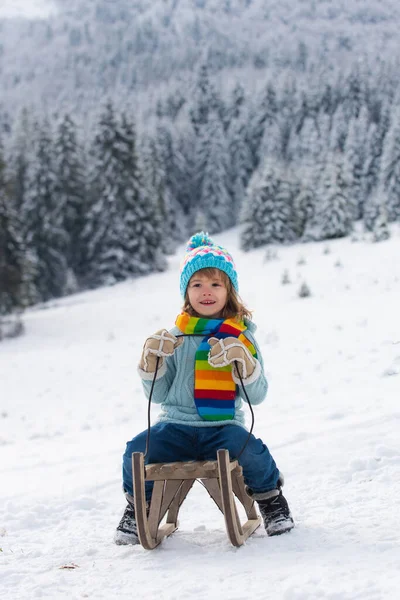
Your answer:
[115,232,294,545]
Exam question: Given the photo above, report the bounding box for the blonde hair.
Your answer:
[182,268,252,322]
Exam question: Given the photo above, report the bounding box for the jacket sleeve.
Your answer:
[138,353,176,404]
[137,327,179,404]
[233,331,268,406]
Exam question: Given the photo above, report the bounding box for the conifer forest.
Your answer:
[1,0,400,316]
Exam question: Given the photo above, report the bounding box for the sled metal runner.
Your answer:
[132,449,261,549]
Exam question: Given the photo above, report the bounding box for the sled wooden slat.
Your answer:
[145,459,242,481]
[132,449,261,550]
[159,479,185,521]
[132,452,166,549]
[231,473,259,520]
[217,449,261,547]
[148,480,164,539]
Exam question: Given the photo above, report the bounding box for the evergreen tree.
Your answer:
[241,160,297,250]
[228,105,253,215]
[330,103,349,152]
[8,108,33,211]
[0,144,22,314]
[0,140,37,315]
[118,114,166,278]
[248,82,279,168]
[288,113,329,170]
[342,65,366,121]
[363,190,390,239]
[23,120,69,301]
[154,125,188,243]
[190,62,220,135]
[55,114,87,278]
[344,108,369,220]
[228,83,246,123]
[380,107,400,222]
[294,179,318,240]
[200,111,232,233]
[175,131,196,219]
[372,206,390,242]
[141,129,186,254]
[305,152,352,241]
[363,100,391,203]
[83,105,165,287]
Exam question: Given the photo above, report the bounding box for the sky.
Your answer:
[0,0,56,19]
[1,225,400,599]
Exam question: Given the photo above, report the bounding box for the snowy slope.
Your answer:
[1,227,400,599]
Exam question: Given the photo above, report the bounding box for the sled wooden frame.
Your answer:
[132,448,261,549]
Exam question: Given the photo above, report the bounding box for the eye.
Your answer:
[191,283,201,287]
[212,283,221,287]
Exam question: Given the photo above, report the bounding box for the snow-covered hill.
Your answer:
[1,0,400,122]
[1,228,400,599]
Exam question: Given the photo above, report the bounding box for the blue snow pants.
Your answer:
[122,422,280,500]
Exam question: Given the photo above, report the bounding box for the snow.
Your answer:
[0,0,56,19]
[1,227,400,599]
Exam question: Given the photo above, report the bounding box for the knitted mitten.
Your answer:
[208,337,256,379]
[139,329,183,373]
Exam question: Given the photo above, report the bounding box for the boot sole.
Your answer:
[114,530,140,545]
[267,521,295,536]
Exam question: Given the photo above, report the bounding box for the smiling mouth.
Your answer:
[200,301,215,305]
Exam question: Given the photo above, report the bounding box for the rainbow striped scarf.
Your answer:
[175,312,257,421]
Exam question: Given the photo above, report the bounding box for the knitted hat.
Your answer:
[180,232,239,298]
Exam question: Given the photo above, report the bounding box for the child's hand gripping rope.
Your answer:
[207,337,256,380]
[139,330,183,373]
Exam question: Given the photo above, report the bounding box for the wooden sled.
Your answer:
[132,448,261,549]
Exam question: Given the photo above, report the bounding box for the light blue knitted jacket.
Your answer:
[138,320,268,429]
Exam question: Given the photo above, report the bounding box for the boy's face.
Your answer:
[187,271,228,319]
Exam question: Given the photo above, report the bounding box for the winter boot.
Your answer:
[114,495,140,546]
[257,483,294,536]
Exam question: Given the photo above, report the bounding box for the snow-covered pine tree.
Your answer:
[154,124,188,243]
[290,112,330,238]
[141,133,170,255]
[23,120,69,301]
[119,113,166,277]
[248,81,279,169]
[380,105,400,222]
[279,74,298,160]
[55,114,87,279]
[363,190,390,240]
[227,83,246,128]
[344,107,369,221]
[363,99,391,202]
[189,62,219,135]
[240,159,297,250]
[0,144,24,314]
[199,111,232,233]
[288,112,329,173]
[227,102,253,216]
[83,105,165,287]
[330,103,349,153]
[294,178,318,240]
[372,205,390,242]
[342,64,366,121]
[305,152,352,240]
[8,108,34,211]
[175,130,198,230]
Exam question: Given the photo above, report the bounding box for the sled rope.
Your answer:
[143,333,255,461]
